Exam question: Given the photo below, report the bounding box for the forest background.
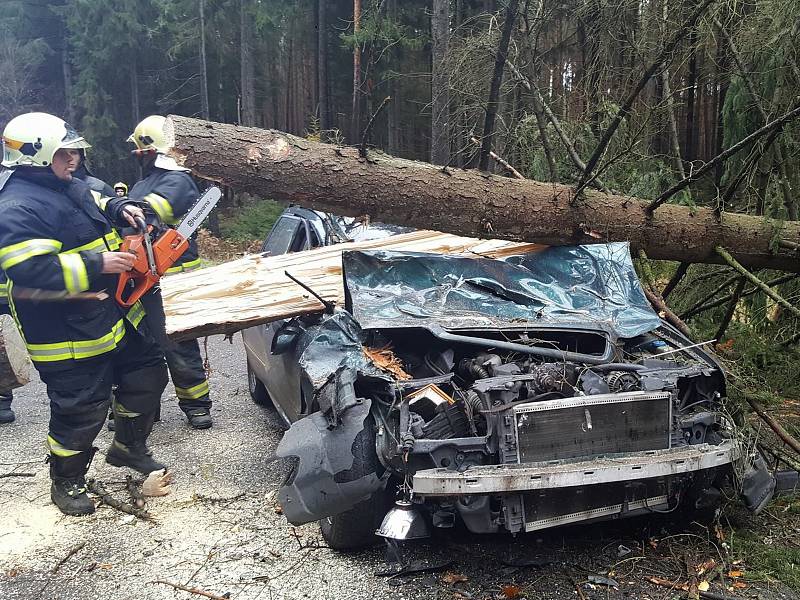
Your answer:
[1,0,800,411]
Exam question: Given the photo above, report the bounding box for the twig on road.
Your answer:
[87,478,153,521]
[0,472,34,479]
[51,541,87,574]
[152,580,230,600]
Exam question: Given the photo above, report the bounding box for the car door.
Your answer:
[257,213,324,423]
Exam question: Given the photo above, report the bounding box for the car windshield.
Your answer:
[342,242,661,338]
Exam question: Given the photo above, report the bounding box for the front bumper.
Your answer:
[412,440,739,496]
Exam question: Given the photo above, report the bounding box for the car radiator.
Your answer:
[512,391,673,464]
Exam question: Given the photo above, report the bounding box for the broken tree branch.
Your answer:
[715,246,800,322]
[360,96,391,158]
[679,273,739,319]
[578,0,717,191]
[662,263,690,299]
[151,580,229,600]
[682,273,798,320]
[714,278,746,344]
[644,287,692,337]
[0,471,34,479]
[51,541,86,574]
[87,479,153,521]
[505,57,609,192]
[745,395,800,456]
[470,136,524,179]
[648,103,800,213]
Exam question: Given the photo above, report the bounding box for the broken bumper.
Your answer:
[412,440,739,496]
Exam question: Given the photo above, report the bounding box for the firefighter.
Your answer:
[0,271,13,424]
[127,115,214,430]
[0,112,169,516]
[114,182,128,197]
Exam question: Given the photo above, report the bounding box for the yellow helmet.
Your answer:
[113,182,128,194]
[127,115,170,154]
[2,112,90,168]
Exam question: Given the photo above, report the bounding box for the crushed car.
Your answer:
[243,208,775,550]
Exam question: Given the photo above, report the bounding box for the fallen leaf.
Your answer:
[442,572,468,584]
[696,559,716,575]
[273,505,283,515]
[713,524,726,542]
[733,581,748,589]
[5,568,19,577]
[648,538,659,549]
[500,584,522,599]
[728,570,744,578]
[698,581,710,592]
[96,563,113,570]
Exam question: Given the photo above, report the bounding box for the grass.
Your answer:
[219,199,284,242]
[728,517,800,590]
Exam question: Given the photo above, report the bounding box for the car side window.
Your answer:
[262,215,303,255]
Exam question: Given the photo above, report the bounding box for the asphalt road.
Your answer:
[0,336,795,600]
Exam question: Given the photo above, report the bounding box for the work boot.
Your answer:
[48,451,96,516]
[105,411,166,474]
[106,441,165,474]
[184,408,212,430]
[0,393,15,424]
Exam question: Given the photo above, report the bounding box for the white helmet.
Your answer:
[2,112,90,168]
[127,115,170,154]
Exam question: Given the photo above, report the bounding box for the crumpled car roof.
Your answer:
[342,242,661,339]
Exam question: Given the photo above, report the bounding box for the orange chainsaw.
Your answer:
[115,186,222,308]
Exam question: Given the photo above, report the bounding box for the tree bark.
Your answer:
[479,0,519,171]
[351,0,363,143]
[164,116,800,272]
[431,0,450,165]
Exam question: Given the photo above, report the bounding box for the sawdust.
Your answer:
[363,345,412,381]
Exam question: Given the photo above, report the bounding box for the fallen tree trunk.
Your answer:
[162,231,540,340]
[165,116,800,272]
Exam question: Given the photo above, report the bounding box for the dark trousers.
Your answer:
[38,325,167,455]
[140,287,211,412]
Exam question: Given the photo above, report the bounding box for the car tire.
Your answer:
[247,359,272,406]
[319,415,388,551]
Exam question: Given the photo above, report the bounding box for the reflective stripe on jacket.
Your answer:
[0,169,144,364]
[129,167,201,270]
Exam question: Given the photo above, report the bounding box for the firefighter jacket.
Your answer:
[0,168,145,366]
[74,165,115,199]
[130,165,201,273]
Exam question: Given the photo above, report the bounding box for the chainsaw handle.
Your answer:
[115,269,159,308]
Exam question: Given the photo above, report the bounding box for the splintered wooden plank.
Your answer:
[162,230,544,340]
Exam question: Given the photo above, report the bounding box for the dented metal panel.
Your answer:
[411,441,739,496]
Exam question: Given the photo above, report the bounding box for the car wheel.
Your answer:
[319,415,388,551]
[247,359,271,406]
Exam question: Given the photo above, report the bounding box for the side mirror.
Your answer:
[271,321,305,355]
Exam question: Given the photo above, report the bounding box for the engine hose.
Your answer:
[428,326,615,365]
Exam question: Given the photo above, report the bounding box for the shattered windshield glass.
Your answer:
[342,242,661,338]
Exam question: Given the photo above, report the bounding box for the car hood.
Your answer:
[341,242,660,339]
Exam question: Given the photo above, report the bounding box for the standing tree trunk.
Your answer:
[479,0,520,171]
[61,46,74,124]
[317,0,330,132]
[387,0,401,155]
[199,0,210,120]
[164,116,800,273]
[431,0,450,165]
[661,0,684,178]
[240,0,256,126]
[351,0,363,143]
[684,28,698,164]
